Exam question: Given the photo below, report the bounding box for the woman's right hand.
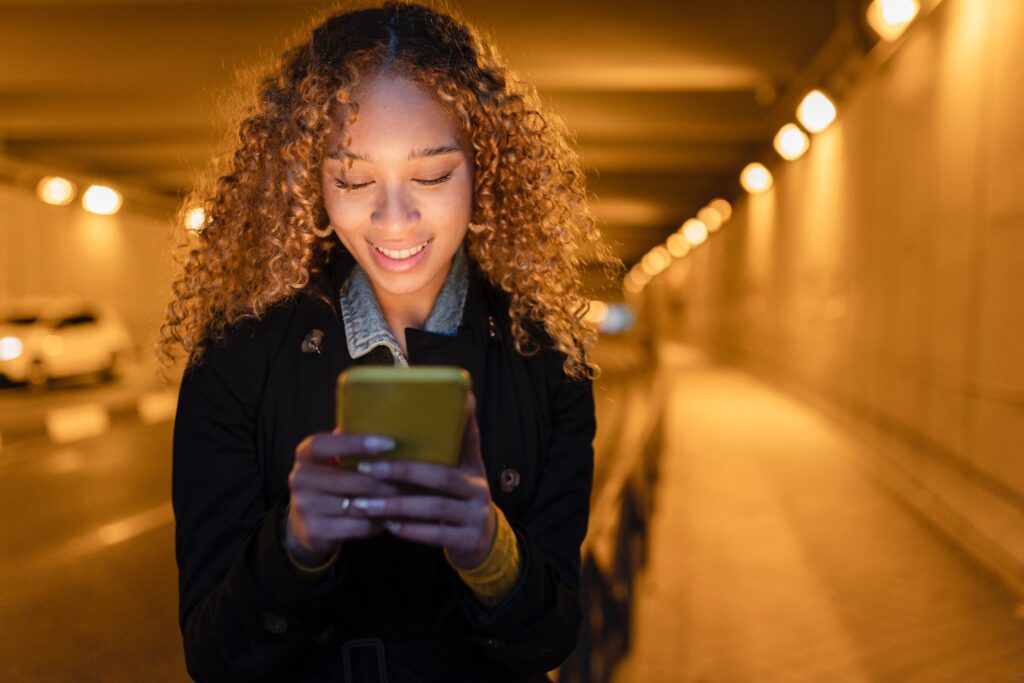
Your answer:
[285,430,399,566]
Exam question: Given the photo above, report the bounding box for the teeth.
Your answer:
[372,241,429,260]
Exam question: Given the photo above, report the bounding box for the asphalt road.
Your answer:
[0,420,189,682]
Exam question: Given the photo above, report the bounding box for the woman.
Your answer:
[160,2,616,681]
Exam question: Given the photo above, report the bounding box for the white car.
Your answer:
[0,298,134,388]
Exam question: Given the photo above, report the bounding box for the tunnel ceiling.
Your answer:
[0,0,843,269]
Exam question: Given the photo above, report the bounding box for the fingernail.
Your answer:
[365,436,396,452]
[357,461,390,476]
[352,497,385,513]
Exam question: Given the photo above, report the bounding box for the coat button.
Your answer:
[261,611,289,635]
[301,329,324,354]
[499,467,521,493]
[313,623,336,646]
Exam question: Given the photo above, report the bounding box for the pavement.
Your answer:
[611,345,1024,683]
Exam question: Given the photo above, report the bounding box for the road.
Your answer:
[0,419,189,682]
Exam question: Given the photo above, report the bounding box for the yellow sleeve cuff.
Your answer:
[444,502,522,609]
[285,544,340,582]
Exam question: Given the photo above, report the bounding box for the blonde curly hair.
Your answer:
[157,0,619,380]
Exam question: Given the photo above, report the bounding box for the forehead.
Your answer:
[324,74,463,151]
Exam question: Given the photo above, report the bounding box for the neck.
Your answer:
[372,260,451,355]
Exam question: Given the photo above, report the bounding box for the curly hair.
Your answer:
[157,0,619,380]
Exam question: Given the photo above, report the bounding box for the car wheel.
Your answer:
[27,360,49,390]
[100,351,124,382]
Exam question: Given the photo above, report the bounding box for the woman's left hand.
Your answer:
[351,392,497,569]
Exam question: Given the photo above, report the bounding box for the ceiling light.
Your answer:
[697,206,723,232]
[667,232,690,258]
[642,246,671,275]
[185,206,208,232]
[583,300,609,325]
[797,90,837,134]
[708,198,732,223]
[37,176,76,206]
[774,123,811,160]
[82,185,123,215]
[681,218,708,246]
[867,0,920,41]
[740,163,773,194]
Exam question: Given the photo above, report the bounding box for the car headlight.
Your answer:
[0,336,24,361]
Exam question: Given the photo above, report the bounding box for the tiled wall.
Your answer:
[0,184,176,359]
[645,0,1024,593]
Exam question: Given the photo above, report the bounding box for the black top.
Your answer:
[172,253,596,682]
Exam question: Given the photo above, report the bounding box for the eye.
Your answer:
[416,171,453,186]
[334,178,372,191]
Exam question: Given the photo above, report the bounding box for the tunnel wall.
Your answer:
[645,0,1024,593]
[0,183,176,363]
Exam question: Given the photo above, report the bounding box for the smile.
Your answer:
[370,240,431,260]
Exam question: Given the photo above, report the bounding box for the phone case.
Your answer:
[336,365,471,468]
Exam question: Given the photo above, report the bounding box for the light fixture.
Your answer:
[185,206,208,232]
[82,185,123,215]
[681,218,708,246]
[740,163,773,194]
[583,300,610,325]
[867,0,920,41]
[697,206,723,232]
[666,232,690,258]
[708,198,732,223]
[774,123,810,160]
[37,176,77,206]
[797,90,837,134]
[642,246,671,276]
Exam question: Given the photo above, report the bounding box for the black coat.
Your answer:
[172,253,596,682]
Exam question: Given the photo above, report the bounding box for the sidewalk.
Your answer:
[612,348,1024,682]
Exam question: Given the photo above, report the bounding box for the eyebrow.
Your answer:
[326,145,461,163]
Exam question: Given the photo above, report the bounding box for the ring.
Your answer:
[340,497,352,512]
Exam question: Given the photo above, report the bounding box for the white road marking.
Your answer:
[45,402,110,444]
[1,502,175,582]
[137,389,179,425]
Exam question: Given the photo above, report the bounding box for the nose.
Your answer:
[371,182,420,233]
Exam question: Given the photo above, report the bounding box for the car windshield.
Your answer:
[1,313,40,325]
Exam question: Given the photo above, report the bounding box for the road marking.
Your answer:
[45,402,110,444]
[1,502,174,582]
[137,389,178,425]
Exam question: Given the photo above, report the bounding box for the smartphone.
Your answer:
[335,365,471,468]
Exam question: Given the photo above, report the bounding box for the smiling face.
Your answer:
[320,74,474,316]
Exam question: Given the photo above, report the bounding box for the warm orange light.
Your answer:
[583,300,609,325]
[666,232,690,257]
[697,206,723,232]
[774,123,810,160]
[82,185,123,215]
[681,218,708,246]
[37,176,77,206]
[867,0,920,41]
[708,198,732,223]
[185,206,208,232]
[740,163,773,194]
[797,90,837,134]
[624,267,651,294]
[641,246,672,276]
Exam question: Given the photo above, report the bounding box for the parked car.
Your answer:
[0,298,134,388]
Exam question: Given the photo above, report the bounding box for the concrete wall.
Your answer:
[0,183,176,362]
[642,0,1024,593]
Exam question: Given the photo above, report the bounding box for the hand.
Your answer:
[285,430,402,566]
[351,393,497,569]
